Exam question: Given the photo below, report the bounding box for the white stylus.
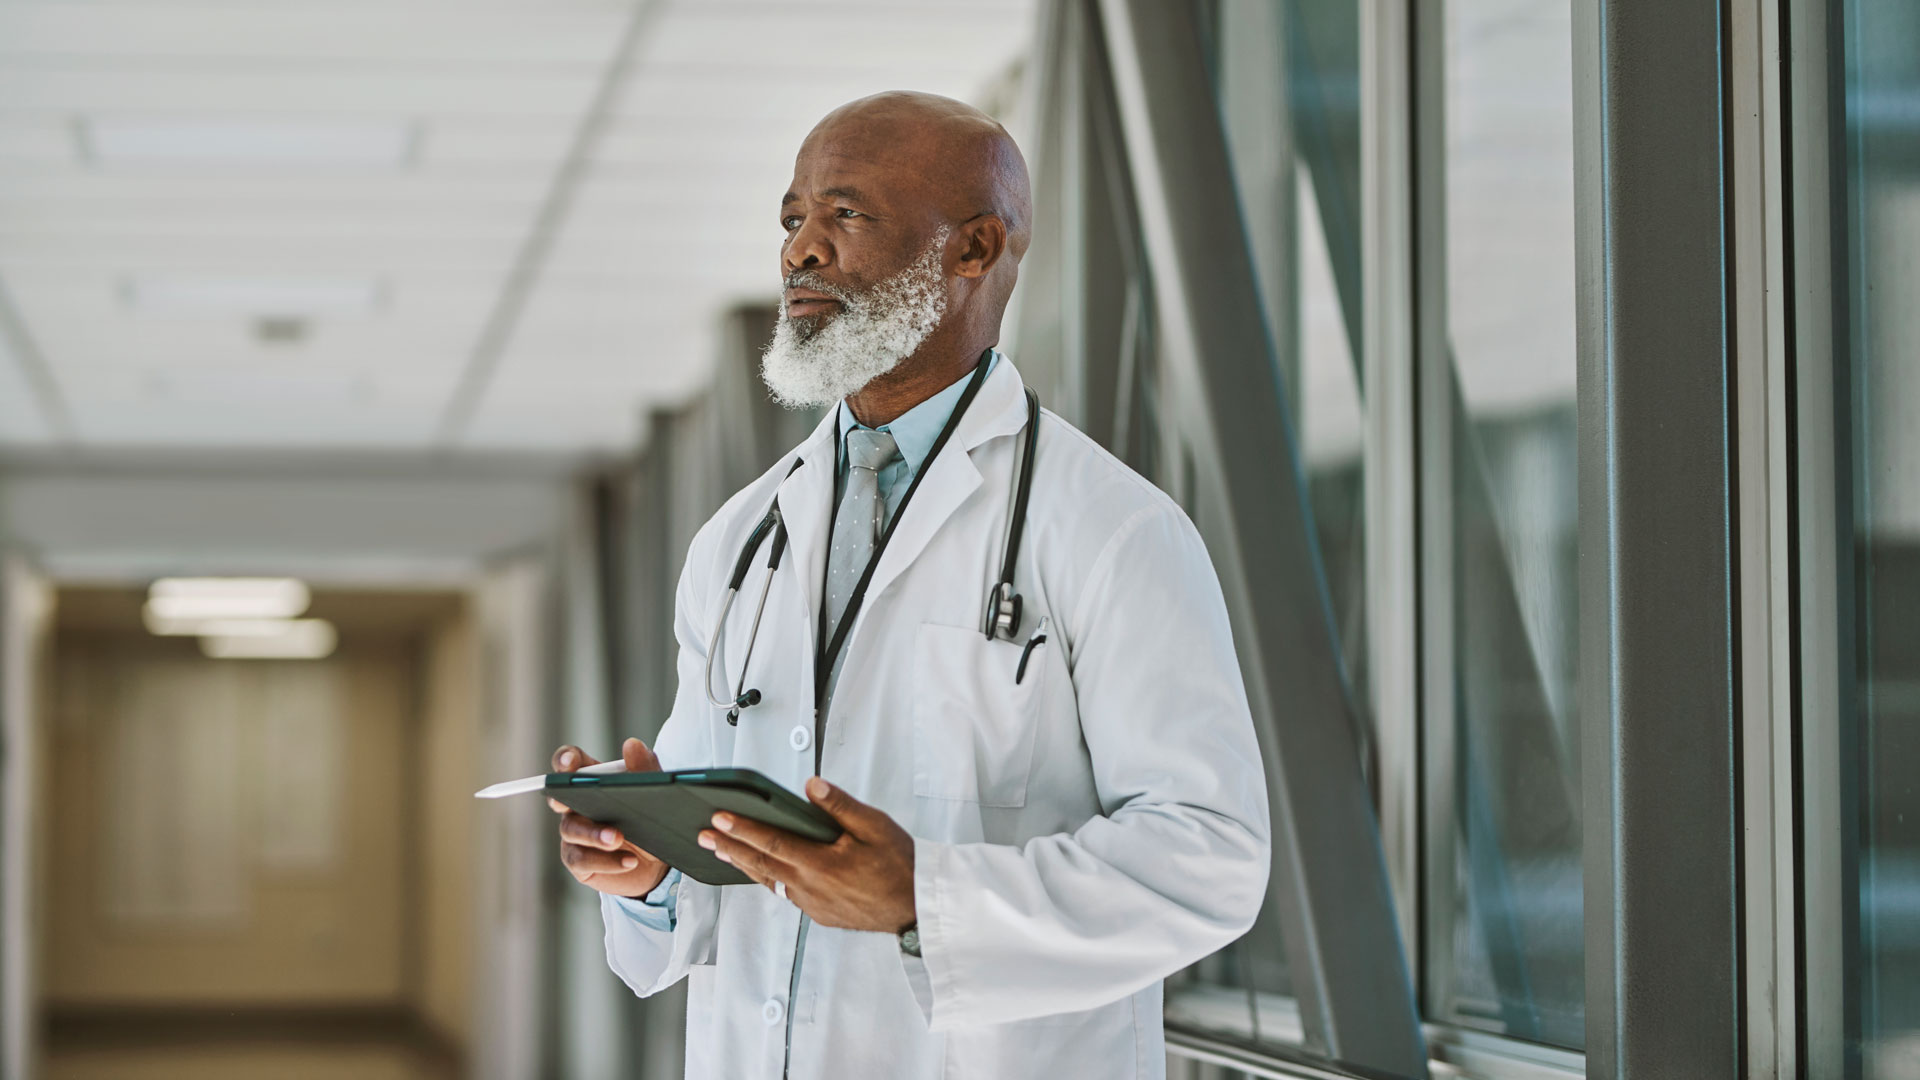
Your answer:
[474,758,628,800]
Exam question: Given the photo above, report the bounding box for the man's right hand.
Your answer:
[551,738,671,900]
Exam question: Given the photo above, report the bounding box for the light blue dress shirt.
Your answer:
[832,350,994,528]
[610,353,996,932]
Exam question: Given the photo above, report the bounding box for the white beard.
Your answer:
[760,231,949,409]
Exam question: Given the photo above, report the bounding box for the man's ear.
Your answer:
[951,215,1008,280]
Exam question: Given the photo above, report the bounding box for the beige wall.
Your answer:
[44,632,414,1006]
[416,611,477,1046]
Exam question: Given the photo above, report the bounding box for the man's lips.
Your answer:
[784,289,842,318]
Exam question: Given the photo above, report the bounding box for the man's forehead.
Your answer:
[783,147,929,206]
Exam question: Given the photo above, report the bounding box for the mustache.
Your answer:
[782,270,853,305]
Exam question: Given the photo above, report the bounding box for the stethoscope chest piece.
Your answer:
[979,387,1042,643]
[983,581,1023,641]
[725,688,761,726]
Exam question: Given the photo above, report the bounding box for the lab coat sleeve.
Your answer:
[906,504,1272,1030]
[600,520,727,998]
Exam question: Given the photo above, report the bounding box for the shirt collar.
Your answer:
[836,350,999,475]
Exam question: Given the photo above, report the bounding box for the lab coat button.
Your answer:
[762,997,785,1026]
[788,725,811,752]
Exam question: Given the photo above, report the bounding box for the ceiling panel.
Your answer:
[0,0,1037,453]
[0,6,626,64]
[0,69,610,115]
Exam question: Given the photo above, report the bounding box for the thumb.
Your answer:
[806,777,878,834]
[622,737,661,773]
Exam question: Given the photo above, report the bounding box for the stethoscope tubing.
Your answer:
[703,501,791,713]
[702,356,1040,734]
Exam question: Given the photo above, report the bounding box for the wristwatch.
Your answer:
[898,923,922,958]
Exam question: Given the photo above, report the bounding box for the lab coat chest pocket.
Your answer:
[911,622,1046,807]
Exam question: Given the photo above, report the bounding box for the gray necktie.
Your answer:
[788,427,896,1078]
[824,428,899,639]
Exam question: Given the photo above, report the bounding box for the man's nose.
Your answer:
[783,216,833,276]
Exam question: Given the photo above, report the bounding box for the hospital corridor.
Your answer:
[36,588,472,1080]
[0,1,1916,1079]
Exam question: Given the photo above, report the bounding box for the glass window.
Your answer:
[1162,0,1364,1047]
[1429,0,1584,1049]
[1838,0,1920,1072]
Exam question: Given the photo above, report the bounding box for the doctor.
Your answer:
[551,91,1270,1079]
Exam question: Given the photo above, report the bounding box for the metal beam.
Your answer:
[1574,1,1741,1076]
[1096,1,1427,1074]
[434,0,663,447]
[1784,0,1859,1073]
[1360,0,1419,970]
[0,277,77,446]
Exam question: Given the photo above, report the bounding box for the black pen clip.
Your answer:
[1015,617,1049,685]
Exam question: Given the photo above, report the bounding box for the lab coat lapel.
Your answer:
[861,359,1032,612]
[773,411,839,648]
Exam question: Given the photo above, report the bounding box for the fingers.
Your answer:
[711,840,778,891]
[561,841,642,878]
[743,865,780,894]
[558,812,626,851]
[711,841,788,897]
[701,817,804,886]
[622,737,662,773]
[549,746,592,815]
[805,777,880,836]
[552,745,600,772]
[707,812,813,866]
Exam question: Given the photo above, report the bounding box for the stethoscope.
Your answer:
[702,355,1042,735]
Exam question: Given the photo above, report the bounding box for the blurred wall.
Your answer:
[1,558,53,1079]
[417,608,477,1048]
[43,635,412,1005]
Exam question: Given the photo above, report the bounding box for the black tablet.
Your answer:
[547,767,841,887]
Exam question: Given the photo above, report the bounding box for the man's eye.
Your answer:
[781,216,802,231]
[836,208,861,219]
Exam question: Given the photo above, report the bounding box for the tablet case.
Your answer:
[546,768,841,887]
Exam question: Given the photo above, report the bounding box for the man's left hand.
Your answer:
[699,777,916,935]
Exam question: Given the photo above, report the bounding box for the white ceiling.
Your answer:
[0,0,1035,453]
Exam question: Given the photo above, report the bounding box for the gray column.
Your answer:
[1574,1,1741,1077]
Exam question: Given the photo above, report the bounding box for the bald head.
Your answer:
[806,91,1032,263]
[769,92,1034,419]
[782,92,1031,311]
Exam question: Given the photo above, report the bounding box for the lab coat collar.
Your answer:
[771,355,1031,651]
[864,355,1028,617]
[954,348,1028,453]
[771,412,839,682]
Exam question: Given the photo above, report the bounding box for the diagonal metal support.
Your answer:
[434,0,663,447]
[0,277,77,445]
[1095,1,1427,1074]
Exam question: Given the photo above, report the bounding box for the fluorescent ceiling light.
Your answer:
[144,611,318,638]
[201,619,338,660]
[81,117,420,168]
[124,275,385,318]
[147,577,310,621]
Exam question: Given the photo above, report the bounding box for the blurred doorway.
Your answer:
[36,586,477,1080]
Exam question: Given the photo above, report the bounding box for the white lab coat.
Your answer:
[600,358,1270,1079]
